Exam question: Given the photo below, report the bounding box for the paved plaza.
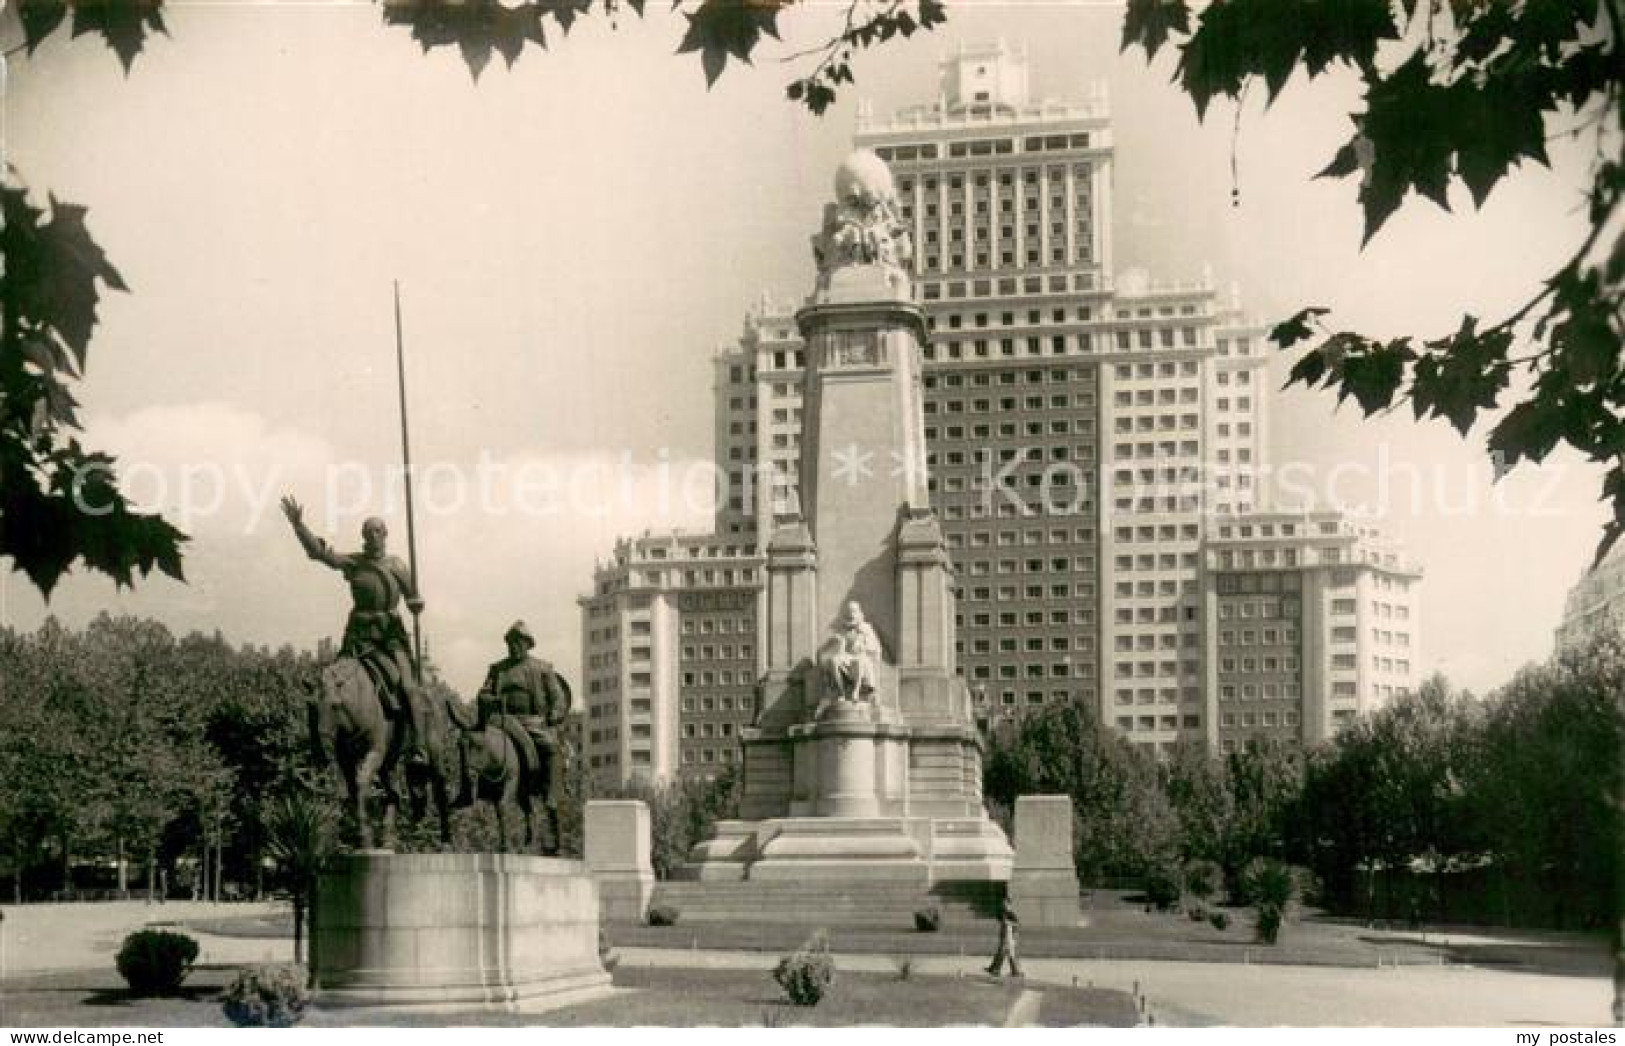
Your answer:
[0,902,1610,1027]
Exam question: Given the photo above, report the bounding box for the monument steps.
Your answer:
[650,879,1003,926]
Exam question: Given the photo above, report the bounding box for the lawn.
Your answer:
[0,967,241,1028]
[531,966,1135,1027]
[0,964,1135,1028]
[185,890,1613,974]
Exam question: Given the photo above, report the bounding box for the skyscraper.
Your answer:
[581,42,1417,786]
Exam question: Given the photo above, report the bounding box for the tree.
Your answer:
[1222,738,1304,874]
[1160,743,1234,865]
[262,783,341,967]
[1293,724,1388,920]
[984,701,1178,882]
[1473,628,1624,930]
[0,615,316,901]
[1290,680,1481,922]
[596,766,741,880]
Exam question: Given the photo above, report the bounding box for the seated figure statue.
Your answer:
[818,601,883,703]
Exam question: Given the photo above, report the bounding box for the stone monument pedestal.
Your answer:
[1010,795,1083,927]
[584,800,656,922]
[311,852,611,1015]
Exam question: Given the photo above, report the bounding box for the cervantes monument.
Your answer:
[686,151,1013,885]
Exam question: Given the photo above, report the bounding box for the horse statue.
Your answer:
[308,659,458,851]
[309,657,411,850]
[310,656,572,855]
[439,697,571,855]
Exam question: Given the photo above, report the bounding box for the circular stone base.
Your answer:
[311,852,610,1015]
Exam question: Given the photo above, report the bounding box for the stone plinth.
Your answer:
[584,800,655,923]
[311,852,611,1014]
[686,816,928,884]
[1010,795,1082,927]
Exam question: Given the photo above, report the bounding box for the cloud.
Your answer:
[6,403,721,697]
[90,401,339,536]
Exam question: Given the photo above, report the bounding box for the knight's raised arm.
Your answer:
[281,496,345,570]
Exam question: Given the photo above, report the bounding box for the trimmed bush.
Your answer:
[116,929,199,997]
[1187,905,1208,922]
[774,930,835,1007]
[220,964,310,1028]
[913,905,942,932]
[893,955,916,981]
[1182,858,1225,903]
[647,903,680,927]
[1208,911,1230,931]
[1142,866,1181,911]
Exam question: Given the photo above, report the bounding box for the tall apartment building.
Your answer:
[582,42,1418,783]
[710,44,1268,748]
[1200,511,1422,750]
[1555,539,1625,651]
[712,294,806,541]
[577,532,763,785]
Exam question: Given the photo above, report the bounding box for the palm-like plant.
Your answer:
[1247,859,1301,945]
[262,782,340,967]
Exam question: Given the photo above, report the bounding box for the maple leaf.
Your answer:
[19,0,69,54]
[677,0,783,87]
[1120,0,1189,59]
[1269,306,1329,350]
[69,0,169,73]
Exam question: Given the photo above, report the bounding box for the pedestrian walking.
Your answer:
[986,895,1023,978]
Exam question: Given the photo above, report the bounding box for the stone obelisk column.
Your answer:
[690,151,1012,886]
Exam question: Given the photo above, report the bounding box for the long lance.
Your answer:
[393,280,424,682]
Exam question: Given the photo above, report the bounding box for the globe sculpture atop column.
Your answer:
[685,150,1013,885]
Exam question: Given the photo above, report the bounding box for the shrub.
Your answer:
[115,929,199,997]
[1187,905,1208,922]
[913,905,942,932]
[1243,858,1301,945]
[647,903,680,927]
[1255,905,1285,945]
[774,931,835,1007]
[1142,866,1181,911]
[1182,858,1225,903]
[1234,856,1274,906]
[1209,911,1230,931]
[220,964,310,1028]
[1249,860,1298,910]
[892,955,916,981]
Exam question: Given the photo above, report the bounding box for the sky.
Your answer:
[0,0,1606,698]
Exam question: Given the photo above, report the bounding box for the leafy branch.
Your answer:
[1,178,188,595]
[1126,0,1624,564]
[783,0,946,115]
[14,1,951,116]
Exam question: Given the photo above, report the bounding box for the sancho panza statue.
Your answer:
[818,601,883,702]
[475,620,573,854]
[281,496,430,764]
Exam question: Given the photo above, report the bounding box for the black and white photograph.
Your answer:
[0,0,1619,1031]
